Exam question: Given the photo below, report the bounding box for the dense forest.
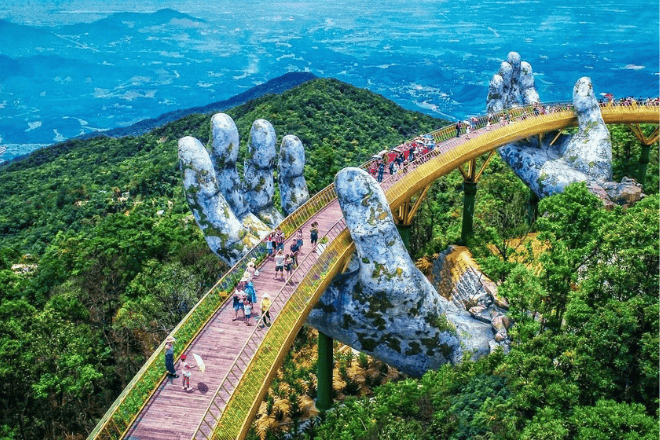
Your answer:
[0,77,657,440]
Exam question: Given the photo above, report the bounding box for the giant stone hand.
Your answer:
[308,168,505,377]
[489,52,641,203]
[178,114,309,266]
[487,51,540,114]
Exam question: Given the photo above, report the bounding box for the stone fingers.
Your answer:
[210,113,249,219]
[487,51,539,114]
[178,136,261,265]
[499,76,613,198]
[278,135,310,215]
[562,77,612,180]
[308,168,493,377]
[245,119,284,227]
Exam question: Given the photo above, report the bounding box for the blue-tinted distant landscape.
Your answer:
[0,0,658,162]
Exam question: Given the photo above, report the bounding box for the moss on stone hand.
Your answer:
[357,333,378,352]
[405,341,422,356]
[342,313,357,329]
[430,314,456,336]
[382,334,401,353]
[439,343,453,359]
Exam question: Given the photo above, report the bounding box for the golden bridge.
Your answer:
[89,100,659,440]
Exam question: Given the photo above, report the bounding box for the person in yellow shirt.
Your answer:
[259,293,272,328]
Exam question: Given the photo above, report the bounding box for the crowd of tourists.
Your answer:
[229,221,322,330]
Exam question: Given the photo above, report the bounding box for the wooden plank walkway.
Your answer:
[125,201,343,440]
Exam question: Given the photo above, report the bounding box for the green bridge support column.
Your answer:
[316,332,334,412]
[527,190,539,225]
[460,181,478,244]
[638,143,651,187]
[396,223,412,250]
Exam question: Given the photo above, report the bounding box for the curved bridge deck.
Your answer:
[91,101,659,440]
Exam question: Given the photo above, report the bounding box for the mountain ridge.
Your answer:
[1,71,318,166]
[75,71,318,140]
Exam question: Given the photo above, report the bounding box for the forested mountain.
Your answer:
[0,78,445,439]
[0,77,657,440]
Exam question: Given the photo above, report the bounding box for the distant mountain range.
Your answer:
[75,71,317,140]
[1,3,656,163]
[0,71,317,166]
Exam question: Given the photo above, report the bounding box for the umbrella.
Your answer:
[193,353,206,373]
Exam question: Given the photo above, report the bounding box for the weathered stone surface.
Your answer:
[245,119,284,227]
[278,135,310,215]
[431,245,511,351]
[600,176,645,206]
[486,52,539,114]
[562,77,612,180]
[210,113,249,219]
[498,77,614,198]
[178,113,312,265]
[308,168,495,377]
[178,136,263,265]
[488,53,641,203]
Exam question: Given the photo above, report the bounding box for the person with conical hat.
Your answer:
[259,293,272,328]
[164,336,178,378]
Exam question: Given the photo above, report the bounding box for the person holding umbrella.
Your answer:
[179,354,197,391]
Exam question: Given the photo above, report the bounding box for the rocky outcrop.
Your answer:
[278,135,310,215]
[431,246,511,351]
[245,119,284,227]
[308,168,498,377]
[599,177,645,207]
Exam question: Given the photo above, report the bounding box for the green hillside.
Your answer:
[0,78,447,439]
[0,77,657,440]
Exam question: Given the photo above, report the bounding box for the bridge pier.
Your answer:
[395,223,412,249]
[456,152,496,245]
[460,180,477,244]
[639,143,651,185]
[526,190,539,225]
[316,332,334,412]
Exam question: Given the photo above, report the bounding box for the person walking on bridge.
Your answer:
[310,222,319,252]
[259,293,272,328]
[274,250,285,280]
[164,336,178,378]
